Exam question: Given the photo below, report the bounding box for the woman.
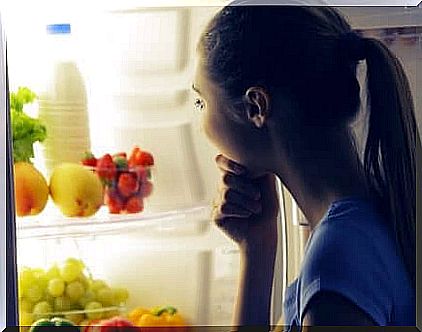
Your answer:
[192,3,419,330]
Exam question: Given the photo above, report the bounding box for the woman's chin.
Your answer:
[218,152,269,178]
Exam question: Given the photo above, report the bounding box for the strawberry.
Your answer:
[104,188,124,214]
[128,146,141,168]
[113,152,127,160]
[135,151,154,166]
[125,195,144,214]
[81,152,97,168]
[117,172,139,198]
[139,181,153,198]
[133,167,148,184]
[128,147,154,167]
[113,156,128,171]
[96,154,117,181]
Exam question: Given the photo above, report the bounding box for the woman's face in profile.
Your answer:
[193,58,271,173]
[193,59,241,160]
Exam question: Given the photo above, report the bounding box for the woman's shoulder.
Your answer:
[311,196,395,252]
[296,196,414,325]
[302,196,403,281]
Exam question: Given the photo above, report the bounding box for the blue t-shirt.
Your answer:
[283,197,415,329]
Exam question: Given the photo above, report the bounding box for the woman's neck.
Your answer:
[273,131,369,230]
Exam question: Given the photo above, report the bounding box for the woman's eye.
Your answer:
[194,98,205,112]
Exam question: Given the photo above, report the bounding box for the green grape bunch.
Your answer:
[17,257,130,326]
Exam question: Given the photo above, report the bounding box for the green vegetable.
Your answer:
[29,317,79,331]
[10,87,47,163]
[151,306,178,316]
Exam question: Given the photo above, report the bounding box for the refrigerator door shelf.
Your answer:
[16,202,211,240]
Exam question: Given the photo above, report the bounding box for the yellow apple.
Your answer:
[49,163,104,217]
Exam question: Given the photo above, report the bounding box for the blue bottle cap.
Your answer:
[46,24,71,35]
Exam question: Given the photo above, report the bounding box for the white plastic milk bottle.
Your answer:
[37,24,91,178]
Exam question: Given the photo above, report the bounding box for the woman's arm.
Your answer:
[302,291,376,330]
[233,241,277,328]
[211,156,280,330]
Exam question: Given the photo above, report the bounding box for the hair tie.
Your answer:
[340,31,366,62]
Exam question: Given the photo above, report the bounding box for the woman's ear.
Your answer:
[244,87,271,128]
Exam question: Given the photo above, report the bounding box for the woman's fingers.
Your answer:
[215,154,260,199]
[213,200,251,219]
[212,155,265,240]
[212,157,279,246]
[222,173,260,200]
[213,176,262,224]
[215,154,246,175]
[223,189,262,214]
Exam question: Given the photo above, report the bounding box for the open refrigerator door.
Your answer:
[1,3,290,329]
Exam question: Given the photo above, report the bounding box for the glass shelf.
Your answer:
[16,201,211,240]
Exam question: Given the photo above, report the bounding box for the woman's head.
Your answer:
[194,6,363,171]
[195,4,419,288]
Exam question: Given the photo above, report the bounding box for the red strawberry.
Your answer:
[128,146,154,167]
[113,156,128,171]
[137,151,154,166]
[113,152,127,160]
[96,154,117,181]
[128,147,140,168]
[125,195,144,213]
[105,189,124,214]
[117,172,139,198]
[81,152,97,168]
[139,181,153,198]
[133,166,147,184]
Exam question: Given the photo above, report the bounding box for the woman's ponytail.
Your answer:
[363,37,420,289]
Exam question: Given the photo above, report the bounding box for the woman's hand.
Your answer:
[212,154,280,327]
[212,154,280,252]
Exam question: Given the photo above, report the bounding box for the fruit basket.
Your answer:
[82,147,154,215]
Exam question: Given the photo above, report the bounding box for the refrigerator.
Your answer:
[0,2,421,329]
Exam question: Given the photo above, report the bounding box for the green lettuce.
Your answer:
[10,87,47,163]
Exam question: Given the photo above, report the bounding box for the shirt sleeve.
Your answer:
[298,221,393,326]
